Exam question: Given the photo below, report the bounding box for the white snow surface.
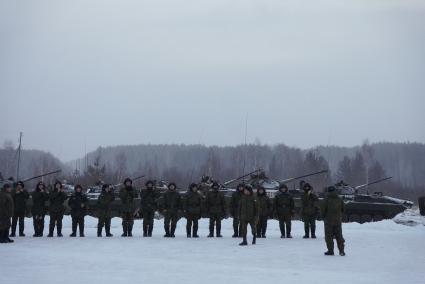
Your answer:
[0,216,424,284]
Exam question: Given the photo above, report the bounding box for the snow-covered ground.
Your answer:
[1,213,424,284]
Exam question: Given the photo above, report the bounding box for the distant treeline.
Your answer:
[1,141,424,202]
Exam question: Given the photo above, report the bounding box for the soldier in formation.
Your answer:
[206,182,225,238]
[238,185,258,246]
[184,183,202,238]
[48,181,68,237]
[31,181,49,237]
[161,182,181,238]
[10,181,29,237]
[301,183,319,239]
[96,184,115,237]
[274,184,294,238]
[256,186,271,238]
[322,186,346,256]
[68,184,88,237]
[230,183,244,238]
[120,178,137,237]
[140,180,159,237]
[0,184,14,243]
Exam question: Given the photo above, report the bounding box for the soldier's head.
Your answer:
[74,184,83,193]
[102,184,111,192]
[16,181,24,191]
[257,186,265,196]
[279,184,288,193]
[299,180,306,189]
[327,186,336,193]
[237,183,245,192]
[244,185,253,195]
[36,181,45,192]
[168,182,177,191]
[3,183,12,193]
[212,182,220,191]
[124,178,132,188]
[189,183,198,192]
[54,181,62,191]
[145,180,154,190]
[303,183,313,193]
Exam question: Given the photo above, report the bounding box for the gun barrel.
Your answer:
[22,169,62,183]
[279,170,328,184]
[223,169,262,186]
[354,177,393,190]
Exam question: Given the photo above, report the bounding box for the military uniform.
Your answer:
[238,187,258,246]
[161,183,181,238]
[301,184,319,238]
[119,179,137,237]
[11,183,30,237]
[31,182,49,237]
[205,183,225,237]
[274,185,294,238]
[0,186,14,243]
[48,184,68,237]
[140,181,159,237]
[322,187,345,256]
[256,188,271,238]
[184,184,202,238]
[97,186,115,237]
[230,185,244,237]
[68,186,88,237]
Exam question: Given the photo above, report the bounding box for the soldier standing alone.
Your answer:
[274,184,294,238]
[184,183,202,238]
[206,182,225,238]
[97,184,115,237]
[301,183,319,239]
[0,184,14,243]
[238,185,258,246]
[230,183,244,238]
[140,180,159,237]
[120,178,137,237]
[322,186,345,256]
[10,181,29,237]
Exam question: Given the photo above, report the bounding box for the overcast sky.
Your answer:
[1,0,424,161]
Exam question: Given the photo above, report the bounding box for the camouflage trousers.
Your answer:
[278,215,292,237]
[186,213,200,236]
[11,212,25,235]
[324,222,345,253]
[121,212,134,226]
[240,219,256,239]
[49,212,64,235]
[303,215,316,237]
[256,215,268,237]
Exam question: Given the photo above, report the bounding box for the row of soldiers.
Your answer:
[0,178,345,255]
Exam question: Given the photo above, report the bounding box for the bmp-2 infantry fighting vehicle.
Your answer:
[333,178,414,223]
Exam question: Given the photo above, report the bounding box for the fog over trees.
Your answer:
[1,140,423,201]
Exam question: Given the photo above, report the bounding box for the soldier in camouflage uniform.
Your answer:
[322,186,345,256]
[68,184,88,237]
[230,183,244,238]
[31,181,49,237]
[120,178,137,237]
[184,183,202,238]
[10,181,29,237]
[48,181,68,237]
[256,186,271,238]
[161,182,181,238]
[97,184,115,237]
[238,185,258,246]
[205,182,225,238]
[140,180,159,237]
[0,184,14,243]
[274,184,294,238]
[301,183,319,239]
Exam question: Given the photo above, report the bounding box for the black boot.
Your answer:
[216,222,222,238]
[0,230,6,243]
[170,224,176,238]
[143,224,148,237]
[5,230,14,243]
[19,218,25,237]
[208,222,214,237]
[303,223,309,238]
[252,236,256,245]
[57,223,63,237]
[164,226,170,238]
[121,223,128,237]
[97,226,102,237]
[193,223,199,238]
[105,223,113,237]
[232,222,239,238]
[70,220,77,237]
[239,236,247,246]
[147,224,153,237]
[127,223,133,237]
[186,224,191,238]
[324,251,334,256]
[47,225,54,237]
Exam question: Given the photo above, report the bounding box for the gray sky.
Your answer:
[1,0,425,162]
